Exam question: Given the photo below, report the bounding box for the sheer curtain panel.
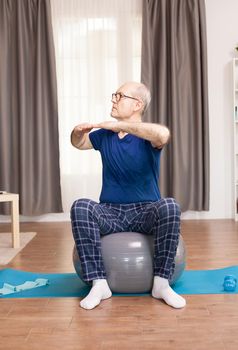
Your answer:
[51,0,142,212]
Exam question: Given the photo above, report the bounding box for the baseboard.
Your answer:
[0,213,70,223]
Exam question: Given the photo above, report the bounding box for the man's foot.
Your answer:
[152,276,186,309]
[80,279,112,310]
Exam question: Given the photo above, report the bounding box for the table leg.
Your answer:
[11,198,20,248]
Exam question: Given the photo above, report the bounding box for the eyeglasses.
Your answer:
[111,92,140,103]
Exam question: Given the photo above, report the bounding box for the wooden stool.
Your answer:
[0,193,20,248]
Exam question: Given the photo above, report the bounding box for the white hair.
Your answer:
[133,83,151,115]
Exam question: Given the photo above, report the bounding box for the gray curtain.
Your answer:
[0,0,62,215]
[141,0,209,211]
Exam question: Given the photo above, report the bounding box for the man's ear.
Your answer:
[134,100,144,113]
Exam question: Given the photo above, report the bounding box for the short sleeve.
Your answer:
[89,128,108,150]
[145,140,162,165]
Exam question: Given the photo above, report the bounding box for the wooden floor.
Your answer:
[0,220,238,350]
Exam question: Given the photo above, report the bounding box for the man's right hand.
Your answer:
[73,123,94,136]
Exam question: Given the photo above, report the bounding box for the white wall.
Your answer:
[1,0,238,223]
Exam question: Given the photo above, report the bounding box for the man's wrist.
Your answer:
[117,121,131,133]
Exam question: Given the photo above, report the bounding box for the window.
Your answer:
[51,0,142,211]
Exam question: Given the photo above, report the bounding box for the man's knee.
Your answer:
[156,197,181,218]
[70,198,96,221]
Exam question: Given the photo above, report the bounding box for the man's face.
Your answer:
[110,83,140,120]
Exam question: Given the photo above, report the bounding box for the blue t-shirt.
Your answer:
[89,129,161,204]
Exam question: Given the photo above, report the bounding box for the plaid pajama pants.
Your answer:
[70,197,181,282]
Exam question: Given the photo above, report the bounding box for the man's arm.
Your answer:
[93,121,170,149]
[71,123,94,150]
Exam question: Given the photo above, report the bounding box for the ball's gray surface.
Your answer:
[73,232,186,293]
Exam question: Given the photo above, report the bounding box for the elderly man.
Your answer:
[70,81,186,310]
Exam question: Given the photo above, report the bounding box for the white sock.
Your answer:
[80,279,112,310]
[152,276,186,309]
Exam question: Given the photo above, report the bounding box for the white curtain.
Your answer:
[51,0,142,212]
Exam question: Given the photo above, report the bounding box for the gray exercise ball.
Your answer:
[73,232,186,293]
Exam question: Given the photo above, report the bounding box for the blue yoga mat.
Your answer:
[0,266,237,298]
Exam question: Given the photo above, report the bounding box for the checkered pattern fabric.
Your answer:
[71,198,181,282]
